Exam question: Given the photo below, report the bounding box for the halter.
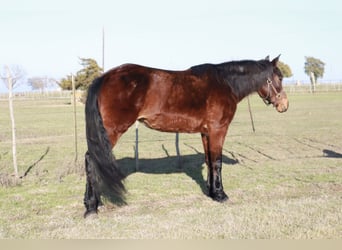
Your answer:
[260,78,281,105]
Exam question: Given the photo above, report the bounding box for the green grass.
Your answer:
[0,92,341,239]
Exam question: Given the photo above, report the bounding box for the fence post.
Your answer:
[247,96,256,133]
[5,66,19,179]
[72,74,78,163]
[175,132,181,168]
[135,121,139,171]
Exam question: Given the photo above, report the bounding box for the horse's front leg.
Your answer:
[201,133,210,190]
[204,129,229,202]
[208,154,228,202]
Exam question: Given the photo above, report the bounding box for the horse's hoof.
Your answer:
[210,191,229,202]
[84,210,98,219]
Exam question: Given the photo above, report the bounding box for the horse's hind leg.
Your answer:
[83,151,101,218]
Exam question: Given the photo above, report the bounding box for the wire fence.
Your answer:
[0,90,86,103]
[1,87,341,180]
[284,83,342,93]
[0,90,72,100]
[1,83,342,100]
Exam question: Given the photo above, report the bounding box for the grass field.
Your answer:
[0,91,341,239]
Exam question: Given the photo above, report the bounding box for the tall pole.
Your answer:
[102,27,105,72]
[175,133,181,168]
[247,96,256,133]
[72,74,78,163]
[135,121,139,171]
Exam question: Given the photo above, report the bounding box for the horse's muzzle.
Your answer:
[275,93,289,113]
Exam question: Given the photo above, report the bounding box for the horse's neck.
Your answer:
[216,62,270,101]
[224,72,268,101]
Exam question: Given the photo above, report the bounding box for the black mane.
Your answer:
[190,63,217,76]
[190,59,273,99]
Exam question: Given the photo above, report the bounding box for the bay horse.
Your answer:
[84,55,289,217]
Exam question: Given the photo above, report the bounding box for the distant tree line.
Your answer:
[28,77,57,92]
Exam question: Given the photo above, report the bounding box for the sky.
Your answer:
[0,0,341,92]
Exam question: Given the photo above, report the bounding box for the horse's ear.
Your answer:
[271,54,281,66]
[265,55,270,61]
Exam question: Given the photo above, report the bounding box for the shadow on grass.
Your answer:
[323,149,342,158]
[20,147,50,179]
[118,151,238,196]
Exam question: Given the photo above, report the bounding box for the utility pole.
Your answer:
[72,74,78,163]
[102,27,105,72]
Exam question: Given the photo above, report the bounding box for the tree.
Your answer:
[59,58,103,90]
[304,56,325,83]
[1,65,25,179]
[28,77,57,92]
[59,74,73,90]
[277,61,293,78]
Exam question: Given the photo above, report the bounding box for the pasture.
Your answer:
[0,90,341,239]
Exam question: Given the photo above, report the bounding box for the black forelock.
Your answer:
[273,66,283,79]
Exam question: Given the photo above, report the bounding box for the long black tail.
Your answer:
[85,76,126,205]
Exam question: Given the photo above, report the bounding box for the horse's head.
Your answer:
[258,55,289,113]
